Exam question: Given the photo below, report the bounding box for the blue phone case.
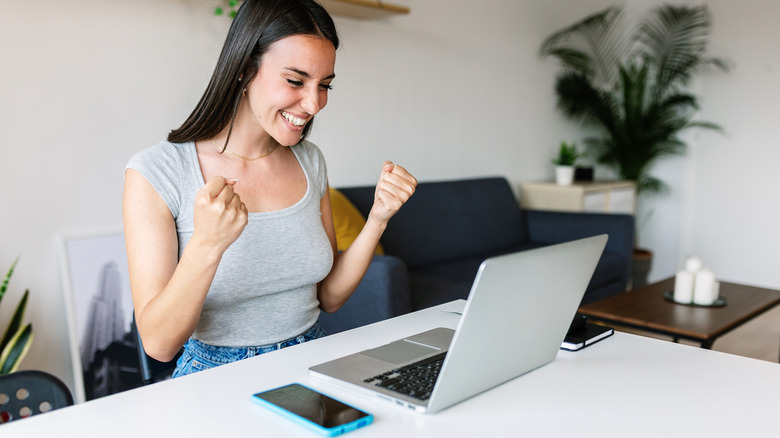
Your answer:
[252,383,374,436]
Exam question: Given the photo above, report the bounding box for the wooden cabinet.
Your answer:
[520,181,636,214]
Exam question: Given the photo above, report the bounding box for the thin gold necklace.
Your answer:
[210,138,278,161]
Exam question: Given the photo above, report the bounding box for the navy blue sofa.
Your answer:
[318,177,634,334]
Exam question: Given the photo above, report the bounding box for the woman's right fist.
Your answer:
[193,176,248,252]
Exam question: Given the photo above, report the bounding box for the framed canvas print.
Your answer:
[59,231,142,403]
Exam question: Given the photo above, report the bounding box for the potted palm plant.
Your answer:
[1,258,33,374]
[539,4,728,288]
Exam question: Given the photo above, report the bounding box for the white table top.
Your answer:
[4,300,780,437]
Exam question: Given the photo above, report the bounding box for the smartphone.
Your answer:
[252,383,373,436]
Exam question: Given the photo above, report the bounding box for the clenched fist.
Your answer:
[369,161,417,224]
[193,176,249,253]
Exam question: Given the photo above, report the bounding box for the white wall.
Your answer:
[686,0,780,287]
[0,0,777,396]
[315,0,610,186]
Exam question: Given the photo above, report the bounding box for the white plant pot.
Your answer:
[555,166,575,185]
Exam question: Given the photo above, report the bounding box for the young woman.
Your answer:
[123,0,416,377]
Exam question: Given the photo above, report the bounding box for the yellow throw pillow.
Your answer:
[329,187,384,255]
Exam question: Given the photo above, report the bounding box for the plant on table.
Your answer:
[551,141,579,167]
[551,141,580,186]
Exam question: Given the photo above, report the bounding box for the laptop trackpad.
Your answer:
[362,340,439,365]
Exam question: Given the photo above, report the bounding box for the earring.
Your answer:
[242,87,247,97]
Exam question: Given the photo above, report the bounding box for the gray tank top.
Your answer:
[126,140,333,346]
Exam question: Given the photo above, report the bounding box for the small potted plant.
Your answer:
[552,141,579,185]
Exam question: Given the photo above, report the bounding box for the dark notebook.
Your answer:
[561,323,614,351]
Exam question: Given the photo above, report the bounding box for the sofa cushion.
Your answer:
[318,255,410,334]
[588,252,625,291]
[409,274,471,311]
[341,177,529,270]
[407,243,543,310]
[409,245,625,310]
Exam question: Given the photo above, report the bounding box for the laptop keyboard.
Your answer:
[363,352,447,401]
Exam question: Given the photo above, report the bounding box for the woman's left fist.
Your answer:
[370,161,417,223]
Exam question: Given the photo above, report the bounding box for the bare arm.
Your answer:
[123,170,247,361]
[318,162,416,313]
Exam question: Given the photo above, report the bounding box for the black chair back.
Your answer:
[0,370,73,424]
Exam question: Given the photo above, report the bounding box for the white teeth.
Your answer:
[282,111,306,126]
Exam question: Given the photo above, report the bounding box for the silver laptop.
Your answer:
[310,235,608,414]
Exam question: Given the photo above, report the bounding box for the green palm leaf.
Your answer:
[539,6,627,87]
[638,4,728,91]
[554,71,618,128]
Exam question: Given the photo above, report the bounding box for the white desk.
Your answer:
[4,300,780,437]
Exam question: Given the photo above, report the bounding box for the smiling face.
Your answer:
[239,34,336,147]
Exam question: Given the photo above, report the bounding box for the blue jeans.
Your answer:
[172,323,326,378]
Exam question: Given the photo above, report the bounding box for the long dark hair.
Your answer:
[167,0,339,148]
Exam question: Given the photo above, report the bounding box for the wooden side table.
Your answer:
[578,277,780,351]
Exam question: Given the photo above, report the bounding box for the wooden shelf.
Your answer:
[520,180,636,214]
[318,0,410,19]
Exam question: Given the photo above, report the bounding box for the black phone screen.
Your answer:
[254,383,370,428]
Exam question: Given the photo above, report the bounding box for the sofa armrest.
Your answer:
[317,255,411,335]
[525,209,634,270]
